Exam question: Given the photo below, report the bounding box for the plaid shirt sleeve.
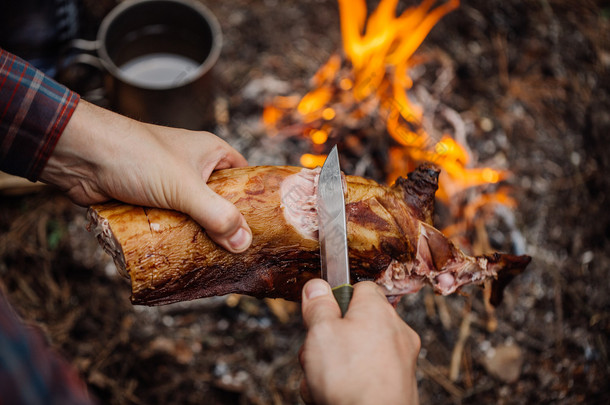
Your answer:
[0,48,80,181]
[0,293,96,405]
[0,49,93,404]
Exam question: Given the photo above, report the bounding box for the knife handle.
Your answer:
[332,284,354,317]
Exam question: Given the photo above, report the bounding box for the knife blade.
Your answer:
[317,145,353,316]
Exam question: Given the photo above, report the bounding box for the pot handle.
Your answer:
[68,38,101,53]
[56,39,108,106]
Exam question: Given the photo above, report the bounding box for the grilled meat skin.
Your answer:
[88,165,530,306]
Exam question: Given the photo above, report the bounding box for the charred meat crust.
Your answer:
[392,163,439,224]
[487,253,532,306]
[88,165,530,306]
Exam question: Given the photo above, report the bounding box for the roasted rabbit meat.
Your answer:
[88,165,530,306]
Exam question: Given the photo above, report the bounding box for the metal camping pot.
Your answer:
[65,0,222,130]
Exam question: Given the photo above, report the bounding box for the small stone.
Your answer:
[242,76,291,100]
[581,250,594,264]
[482,343,524,383]
[480,117,494,132]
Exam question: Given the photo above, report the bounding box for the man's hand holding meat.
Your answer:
[299,279,421,405]
[39,99,253,254]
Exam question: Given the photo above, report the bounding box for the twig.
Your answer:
[462,343,474,390]
[494,33,510,90]
[424,290,436,319]
[434,295,453,330]
[553,269,564,351]
[418,357,465,400]
[483,282,498,333]
[474,218,498,332]
[449,313,472,382]
[0,172,46,194]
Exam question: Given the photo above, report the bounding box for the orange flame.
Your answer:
[441,188,517,237]
[263,0,512,242]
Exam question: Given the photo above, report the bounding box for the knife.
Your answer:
[317,145,353,316]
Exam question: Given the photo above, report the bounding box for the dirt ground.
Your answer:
[1,0,609,404]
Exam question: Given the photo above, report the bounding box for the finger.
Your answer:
[211,134,249,169]
[207,147,248,172]
[353,280,388,299]
[345,281,396,320]
[179,182,252,253]
[300,377,314,405]
[301,279,342,329]
[220,147,248,169]
[199,136,249,173]
[298,344,305,367]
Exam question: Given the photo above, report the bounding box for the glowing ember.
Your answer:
[263,0,514,246]
[311,129,329,145]
[300,153,328,168]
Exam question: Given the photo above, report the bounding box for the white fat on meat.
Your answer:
[280,167,321,240]
[280,167,350,241]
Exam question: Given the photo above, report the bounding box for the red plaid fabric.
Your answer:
[0,48,79,181]
[0,294,96,405]
[1,49,93,404]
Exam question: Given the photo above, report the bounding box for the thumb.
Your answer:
[301,279,342,329]
[179,182,252,253]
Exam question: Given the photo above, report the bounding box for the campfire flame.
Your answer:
[263,0,512,246]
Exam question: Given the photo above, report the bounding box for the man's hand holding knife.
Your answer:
[298,146,421,405]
